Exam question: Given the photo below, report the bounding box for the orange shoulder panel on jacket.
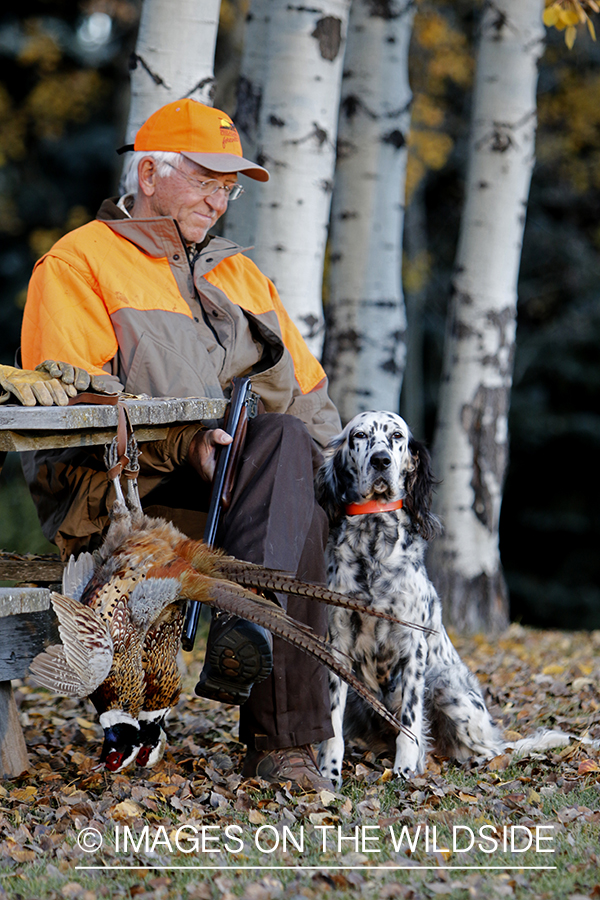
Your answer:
[205,253,326,395]
[22,221,191,372]
[22,224,118,373]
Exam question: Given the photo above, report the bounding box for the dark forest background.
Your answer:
[0,0,598,629]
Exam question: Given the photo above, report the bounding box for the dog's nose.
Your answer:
[370,451,391,471]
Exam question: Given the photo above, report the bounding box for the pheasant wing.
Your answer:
[29,645,91,698]
[30,592,114,697]
[142,602,185,713]
[62,552,96,601]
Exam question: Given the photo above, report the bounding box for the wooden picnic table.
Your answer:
[0,396,227,778]
[0,395,227,455]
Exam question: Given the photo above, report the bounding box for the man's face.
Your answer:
[146,158,238,243]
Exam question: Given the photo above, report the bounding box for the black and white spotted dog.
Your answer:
[315,411,505,785]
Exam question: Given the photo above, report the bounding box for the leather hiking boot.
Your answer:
[242,744,334,793]
[194,611,273,705]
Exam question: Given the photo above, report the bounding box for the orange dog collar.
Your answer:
[345,499,404,516]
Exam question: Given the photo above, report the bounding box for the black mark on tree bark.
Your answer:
[186,77,215,102]
[235,77,262,138]
[311,16,343,61]
[382,129,406,149]
[367,0,414,19]
[341,94,360,118]
[129,53,169,87]
[462,385,509,532]
[301,313,323,338]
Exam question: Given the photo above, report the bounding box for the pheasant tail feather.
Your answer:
[216,558,432,632]
[201,578,410,739]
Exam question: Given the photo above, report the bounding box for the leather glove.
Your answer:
[35,359,90,392]
[0,364,72,406]
[35,360,123,395]
[88,373,124,393]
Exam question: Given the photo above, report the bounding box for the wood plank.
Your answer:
[0,682,29,777]
[0,608,59,681]
[0,425,171,452]
[0,588,52,617]
[0,556,64,583]
[0,397,229,448]
[0,596,58,778]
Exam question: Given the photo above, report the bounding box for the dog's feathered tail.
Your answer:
[506,728,600,756]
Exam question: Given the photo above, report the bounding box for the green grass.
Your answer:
[2,745,598,899]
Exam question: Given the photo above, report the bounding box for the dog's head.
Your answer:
[315,411,441,539]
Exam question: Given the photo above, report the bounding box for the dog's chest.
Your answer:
[327,513,425,603]
[325,513,433,694]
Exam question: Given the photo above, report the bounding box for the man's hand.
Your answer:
[0,364,73,406]
[187,428,233,482]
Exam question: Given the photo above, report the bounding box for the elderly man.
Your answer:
[21,99,341,790]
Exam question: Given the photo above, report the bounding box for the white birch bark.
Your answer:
[429,0,545,634]
[223,0,271,252]
[323,0,414,422]
[125,0,221,143]
[226,0,352,357]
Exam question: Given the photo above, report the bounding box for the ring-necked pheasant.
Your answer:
[30,428,424,772]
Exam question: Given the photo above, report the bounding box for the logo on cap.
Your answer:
[220,117,240,149]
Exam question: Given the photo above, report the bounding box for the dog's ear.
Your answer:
[315,435,353,524]
[404,437,442,540]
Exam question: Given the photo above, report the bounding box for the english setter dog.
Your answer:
[315,411,506,785]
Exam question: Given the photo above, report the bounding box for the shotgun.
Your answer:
[181,375,257,651]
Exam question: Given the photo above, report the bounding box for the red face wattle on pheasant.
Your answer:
[98,713,141,772]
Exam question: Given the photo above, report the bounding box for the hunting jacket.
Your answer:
[21,198,341,557]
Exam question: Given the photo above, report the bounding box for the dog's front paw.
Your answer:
[393,737,425,780]
[393,760,425,781]
[318,739,344,789]
[319,761,343,789]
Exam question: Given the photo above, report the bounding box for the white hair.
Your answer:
[119,150,182,197]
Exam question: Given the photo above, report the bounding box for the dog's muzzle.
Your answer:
[370,451,392,472]
[367,450,395,495]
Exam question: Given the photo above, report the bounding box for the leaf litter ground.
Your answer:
[1,624,600,900]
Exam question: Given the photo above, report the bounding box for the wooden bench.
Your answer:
[0,396,228,777]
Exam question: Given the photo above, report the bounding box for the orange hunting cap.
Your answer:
[122,99,269,182]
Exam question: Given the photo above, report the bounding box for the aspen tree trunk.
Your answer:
[223,0,271,251]
[125,0,221,143]
[323,0,414,422]
[400,182,428,440]
[226,0,352,357]
[429,0,545,634]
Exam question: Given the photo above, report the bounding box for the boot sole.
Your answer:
[195,625,273,705]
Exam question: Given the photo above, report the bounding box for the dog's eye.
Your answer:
[392,431,404,440]
[353,431,367,439]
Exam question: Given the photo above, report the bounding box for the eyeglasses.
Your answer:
[163,162,244,201]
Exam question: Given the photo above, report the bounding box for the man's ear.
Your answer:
[137,157,158,198]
